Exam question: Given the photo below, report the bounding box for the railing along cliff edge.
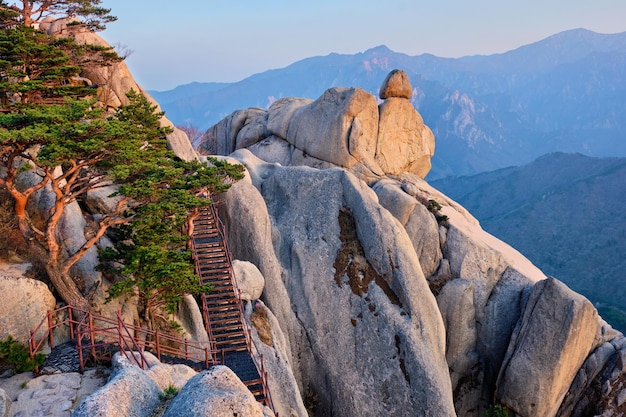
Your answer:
[29,305,216,372]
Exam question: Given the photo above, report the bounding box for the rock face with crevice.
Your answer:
[218,151,456,417]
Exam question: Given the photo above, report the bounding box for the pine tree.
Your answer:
[0,21,244,312]
[2,1,116,31]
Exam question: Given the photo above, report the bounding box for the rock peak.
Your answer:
[379,69,413,100]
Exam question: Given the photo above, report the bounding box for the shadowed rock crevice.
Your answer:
[395,335,411,385]
[333,207,402,308]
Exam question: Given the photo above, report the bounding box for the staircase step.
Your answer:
[210,323,244,333]
[211,330,246,340]
[204,292,237,300]
[205,304,239,312]
[200,279,233,288]
[209,316,242,326]
[200,272,231,279]
[215,336,248,351]
[195,252,228,259]
[205,298,239,306]
[207,312,241,321]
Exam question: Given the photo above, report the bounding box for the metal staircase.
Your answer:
[190,203,273,407]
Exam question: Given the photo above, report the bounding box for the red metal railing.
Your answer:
[29,305,216,372]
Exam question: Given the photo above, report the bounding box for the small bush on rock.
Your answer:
[485,404,509,417]
[159,384,179,401]
[426,199,449,224]
[0,336,45,373]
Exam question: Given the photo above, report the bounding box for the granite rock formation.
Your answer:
[205,70,625,417]
[201,69,434,179]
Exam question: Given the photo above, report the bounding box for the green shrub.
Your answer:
[0,336,45,373]
[485,404,508,417]
[159,384,179,401]
[426,199,442,212]
[426,199,449,224]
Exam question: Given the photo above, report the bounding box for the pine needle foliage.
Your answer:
[0,18,245,315]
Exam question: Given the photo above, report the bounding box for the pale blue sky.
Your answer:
[100,0,626,91]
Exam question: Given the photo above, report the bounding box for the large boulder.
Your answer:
[0,263,56,345]
[376,97,435,177]
[379,69,413,100]
[556,335,625,417]
[202,108,270,156]
[236,110,271,149]
[437,278,477,390]
[233,259,265,301]
[165,127,198,162]
[495,277,600,417]
[72,353,162,417]
[372,178,442,278]
[162,366,267,417]
[204,70,435,179]
[268,89,382,175]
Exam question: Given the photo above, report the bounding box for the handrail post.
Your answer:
[77,326,84,374]
[29,330,35,356]
[155,331,161,361]
[117,314,122,358]
[89,312,96,363]
[68,305,74,339]
[47,311,54,349]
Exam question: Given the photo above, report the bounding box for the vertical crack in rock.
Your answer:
[333,207,403,308]
[395,334,411,385]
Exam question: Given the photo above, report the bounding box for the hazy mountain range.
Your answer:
[150,28,626,179]
[432,152,626,331]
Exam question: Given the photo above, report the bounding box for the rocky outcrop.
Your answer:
[42,17,197,162]
[201,70,434,179]
[0,368,109,417]
[376,71,435,177]
[244,300,308,417]
[557,332,626,417]
[208,144,626,416]
[219,150,455,417]
[72,354,163,417]
[496,277,600,417]
[72,352,197,417]
[14,373,82,416]
[162,366,270,417]
[270,88,381,174]
[0,263,56,345]
[204,108,270,156]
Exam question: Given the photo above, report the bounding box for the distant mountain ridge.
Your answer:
[431,152,626,331]
[150,28,626,179]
